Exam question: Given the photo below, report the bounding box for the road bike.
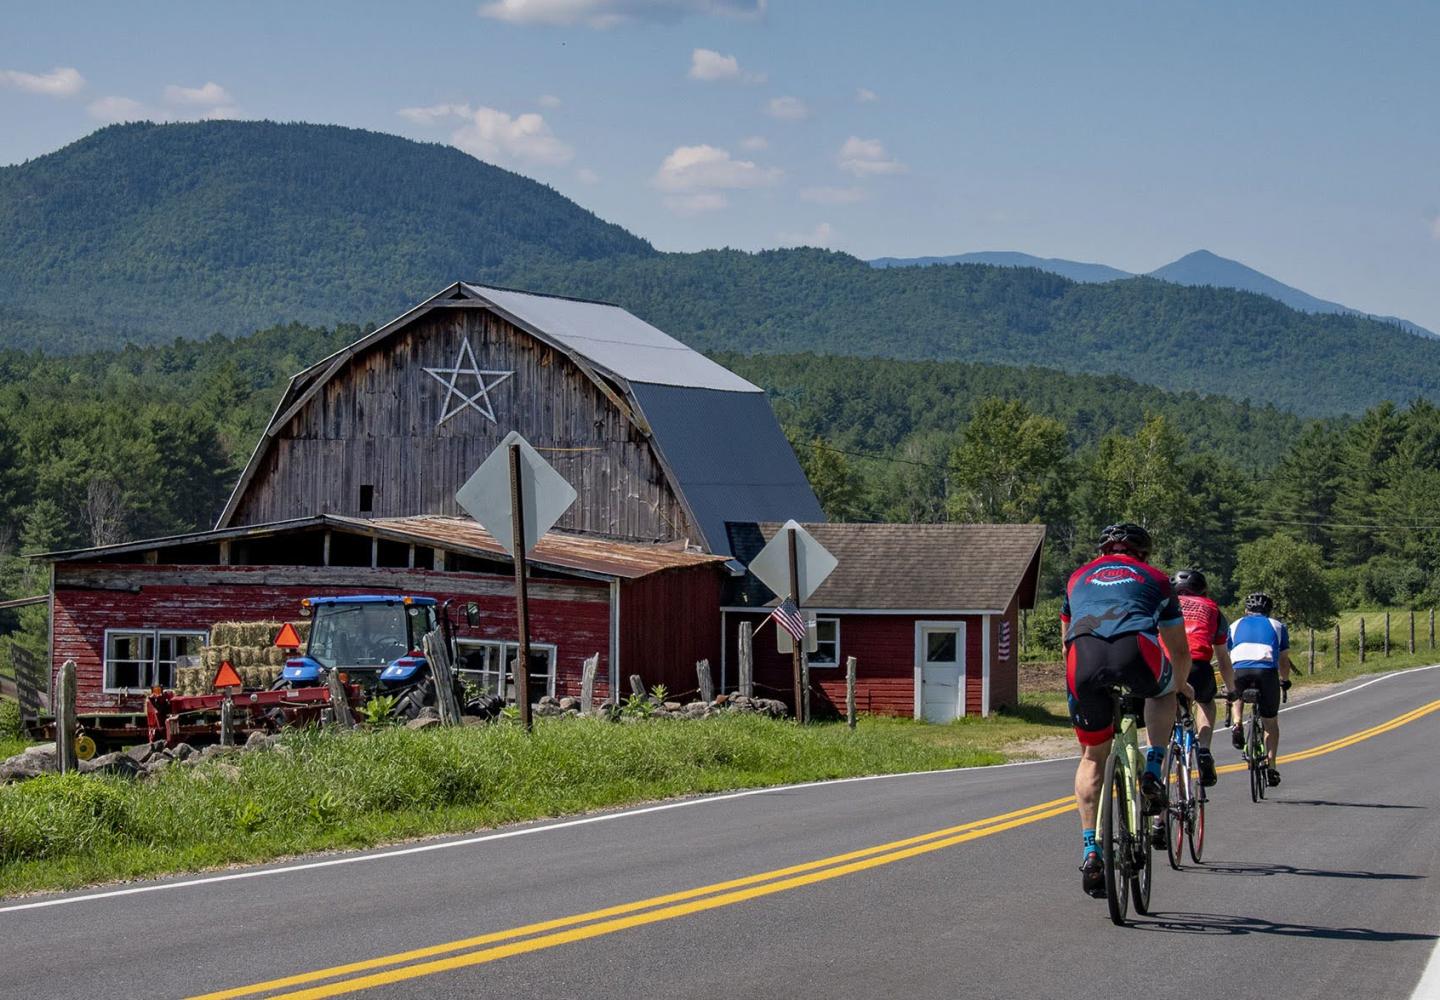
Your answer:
[1232,683,1290,802]
[1161,694,1205,868]
[1096,685,1152,925]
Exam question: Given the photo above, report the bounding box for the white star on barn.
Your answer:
[423,339,514,427]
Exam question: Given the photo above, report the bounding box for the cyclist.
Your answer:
[1170,569,1236,786]
[1227,592,1293,787]
[1064,523,1193,898]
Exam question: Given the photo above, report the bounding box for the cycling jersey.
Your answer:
[1179,594,1228,662]
[1228,614,1289,670]
[1062,553,1182,643]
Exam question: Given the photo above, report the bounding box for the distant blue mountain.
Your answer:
[869,251,1132,284]
[870,248,1434,338]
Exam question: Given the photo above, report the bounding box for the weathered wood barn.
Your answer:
[39,282,821,724]
[721,523,1045,722]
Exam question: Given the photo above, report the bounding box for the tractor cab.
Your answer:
[283,595,440,686]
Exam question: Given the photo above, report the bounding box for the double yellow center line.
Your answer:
[192,698,1440,1000]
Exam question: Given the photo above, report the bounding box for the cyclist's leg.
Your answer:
[1067,636,1118,896]
[1131,633,1175,810]
[1188,660,1217,746]
[1257,671,1282,777]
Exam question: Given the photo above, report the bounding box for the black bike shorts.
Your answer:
[1066,632,1175,746]
[1188,660,1217,704]
[1234,668,1281,719]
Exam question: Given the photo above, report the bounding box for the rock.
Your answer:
[714,693,730,706]
[245,731,275,750]
[405,716,441,730]
[171,742,196,761]
[144,757,172,777]
[0,758,47,784]
[79,752,142,778]
[558,696,578,711]
[126,742,159,764]
[539,694,560,707]
[662,701,683,712]
[684,702,708,718]
[414,707,440,722]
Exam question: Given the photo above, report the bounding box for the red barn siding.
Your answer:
[724,612,988,718]
[620,568,723,697]
[989,597,1020,711]
[53,563,610,715]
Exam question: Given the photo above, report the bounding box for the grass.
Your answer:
[1282,608,1440,688]
[0,708,1072,897]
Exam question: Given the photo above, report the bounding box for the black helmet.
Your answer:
[1098,523,1152,559]
[1171,569,1208,596]
[1244,592,1273,616]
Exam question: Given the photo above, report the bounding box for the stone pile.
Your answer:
[531,692,788,721]
[0,731,283,785]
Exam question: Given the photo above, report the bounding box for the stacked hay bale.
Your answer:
[173,620,312,695]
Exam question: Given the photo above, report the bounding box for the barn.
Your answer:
[36,281,821,729]
[720,523,1045,721]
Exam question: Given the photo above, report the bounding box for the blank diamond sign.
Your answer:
[748,519,837,604]
[456,431,577,556]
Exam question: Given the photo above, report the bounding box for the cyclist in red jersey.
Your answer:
[1170,569,1236,787]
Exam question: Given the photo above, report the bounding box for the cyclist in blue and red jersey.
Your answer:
[1227,592,1294,788]
[1170,569,1236,787]
[1064,523,1193,899]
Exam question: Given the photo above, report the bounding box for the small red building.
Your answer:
[721,523,1045,721]
[44,514,726,728]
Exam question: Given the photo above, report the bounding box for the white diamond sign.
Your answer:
[748,519,837,605]
[457,432,577,557]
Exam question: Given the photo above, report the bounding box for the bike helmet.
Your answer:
[1243,592,1273,615]
[1097,522,1152,559]
[1171,568,1208,596]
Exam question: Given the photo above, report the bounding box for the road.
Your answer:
[4,666,1439,1000]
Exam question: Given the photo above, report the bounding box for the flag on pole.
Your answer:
[770,598,807,643]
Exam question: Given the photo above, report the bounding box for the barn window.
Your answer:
[359,484,374,513]
[810,618,840,667]
[104,629,208,693]
[454,639,556,702]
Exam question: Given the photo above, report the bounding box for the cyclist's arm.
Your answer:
[1159,621,1193,688]
[1277,649,1295,684]
[1216,644,1236,692]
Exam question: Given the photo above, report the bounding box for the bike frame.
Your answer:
[1097,694,1143,859]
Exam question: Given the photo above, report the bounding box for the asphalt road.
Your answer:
[4,666,1439,1000]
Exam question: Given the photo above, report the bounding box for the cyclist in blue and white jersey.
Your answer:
[1227,592,1294,788]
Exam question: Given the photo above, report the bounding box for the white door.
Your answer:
[918,624,966,723]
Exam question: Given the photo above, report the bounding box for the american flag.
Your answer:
[999,621,1012,660]
[770,597,808,642]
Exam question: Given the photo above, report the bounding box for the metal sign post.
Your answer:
[788,527,805,723]
[508,443,533,733]
[748,519,837,725]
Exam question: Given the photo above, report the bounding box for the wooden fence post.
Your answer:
[219,696,234,747]
[1411,611,1416,654]
[696,659,715,703]
[56,659,77,774]
[422,630,462,726]
[1334,623,1341,670]
[845,656,857,730]
[629,674,646,699]
[738,622,754,699]
[326,670,356,729]
[580,654,599,713]
[800,651,811,724]
[1308,628,1315,675]
[1384,612,1391,657]
[1431,608,1436,650]
[1359,617,1366,663]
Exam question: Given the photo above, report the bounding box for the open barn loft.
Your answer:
[219,282,824,557]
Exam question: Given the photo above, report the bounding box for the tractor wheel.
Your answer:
[74,733,98,761]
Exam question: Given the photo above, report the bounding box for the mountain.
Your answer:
[868,251,1132,284]
[1147,250,1431,337]
[0,121,653,350]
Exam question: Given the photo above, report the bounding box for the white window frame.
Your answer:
[808,617,841,668]
[454,638,557,700]
[103,628,209,694]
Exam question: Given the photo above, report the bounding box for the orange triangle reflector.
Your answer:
[274,622,302,649]
[213,660,244,690]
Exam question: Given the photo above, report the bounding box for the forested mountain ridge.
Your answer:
[0,121,653,350]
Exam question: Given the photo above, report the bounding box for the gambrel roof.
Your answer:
[217,282,823,557]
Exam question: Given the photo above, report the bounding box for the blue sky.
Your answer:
[4,0,1439,330]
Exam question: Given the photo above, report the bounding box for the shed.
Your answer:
[218,282,823,557]
[721,522,1046,721]
[42,515,727,731]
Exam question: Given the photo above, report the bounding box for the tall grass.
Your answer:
[0,715,1007,896]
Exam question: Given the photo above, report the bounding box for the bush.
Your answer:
[0,699,20,741]
[1356,556,1428,608]
[1025,598,1065,658]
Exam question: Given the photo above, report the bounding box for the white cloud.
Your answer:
[397,103,574,167]
[653,143,780,192]
[0,66,85,97]
[87,96,147,122]
[398,103,473,125]
[800,185,865,205]
[838,135,906,176]
[479,0,765,28]
[664,192,728,215]
[778,222,835,247]
[200,105,242,121]
[856,87,877,103]
[765,95,808,120]
[538,94,562,108]
[576,166,600,184]
[739,135,767,151]
[164,82,233,106]
[688,48,764,83]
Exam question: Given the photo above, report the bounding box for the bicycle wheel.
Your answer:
[1163,746,1185,870]
[1132,808,1154,915]
[1252,721,1267,801]
[1101,752,1130,925]
[1187,744,1206,863]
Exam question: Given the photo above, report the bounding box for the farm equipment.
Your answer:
[144,680,362,748]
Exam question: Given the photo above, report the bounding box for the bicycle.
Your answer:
[1160,693,1205,868]
[1096,685,1153,925]
[1230,682,1290,802]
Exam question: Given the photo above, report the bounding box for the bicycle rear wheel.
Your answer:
[1101,753,1130,926]
[1187,744,1206,863]
[1163,746,1185,870]
[1131,817,1154,915]
[1252,720,1267,801]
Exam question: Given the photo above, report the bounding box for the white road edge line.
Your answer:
[3,661,1436,917]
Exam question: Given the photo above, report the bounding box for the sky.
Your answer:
[3,0,1439,330]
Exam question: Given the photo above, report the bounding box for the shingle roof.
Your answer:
[725,522,1046,611]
